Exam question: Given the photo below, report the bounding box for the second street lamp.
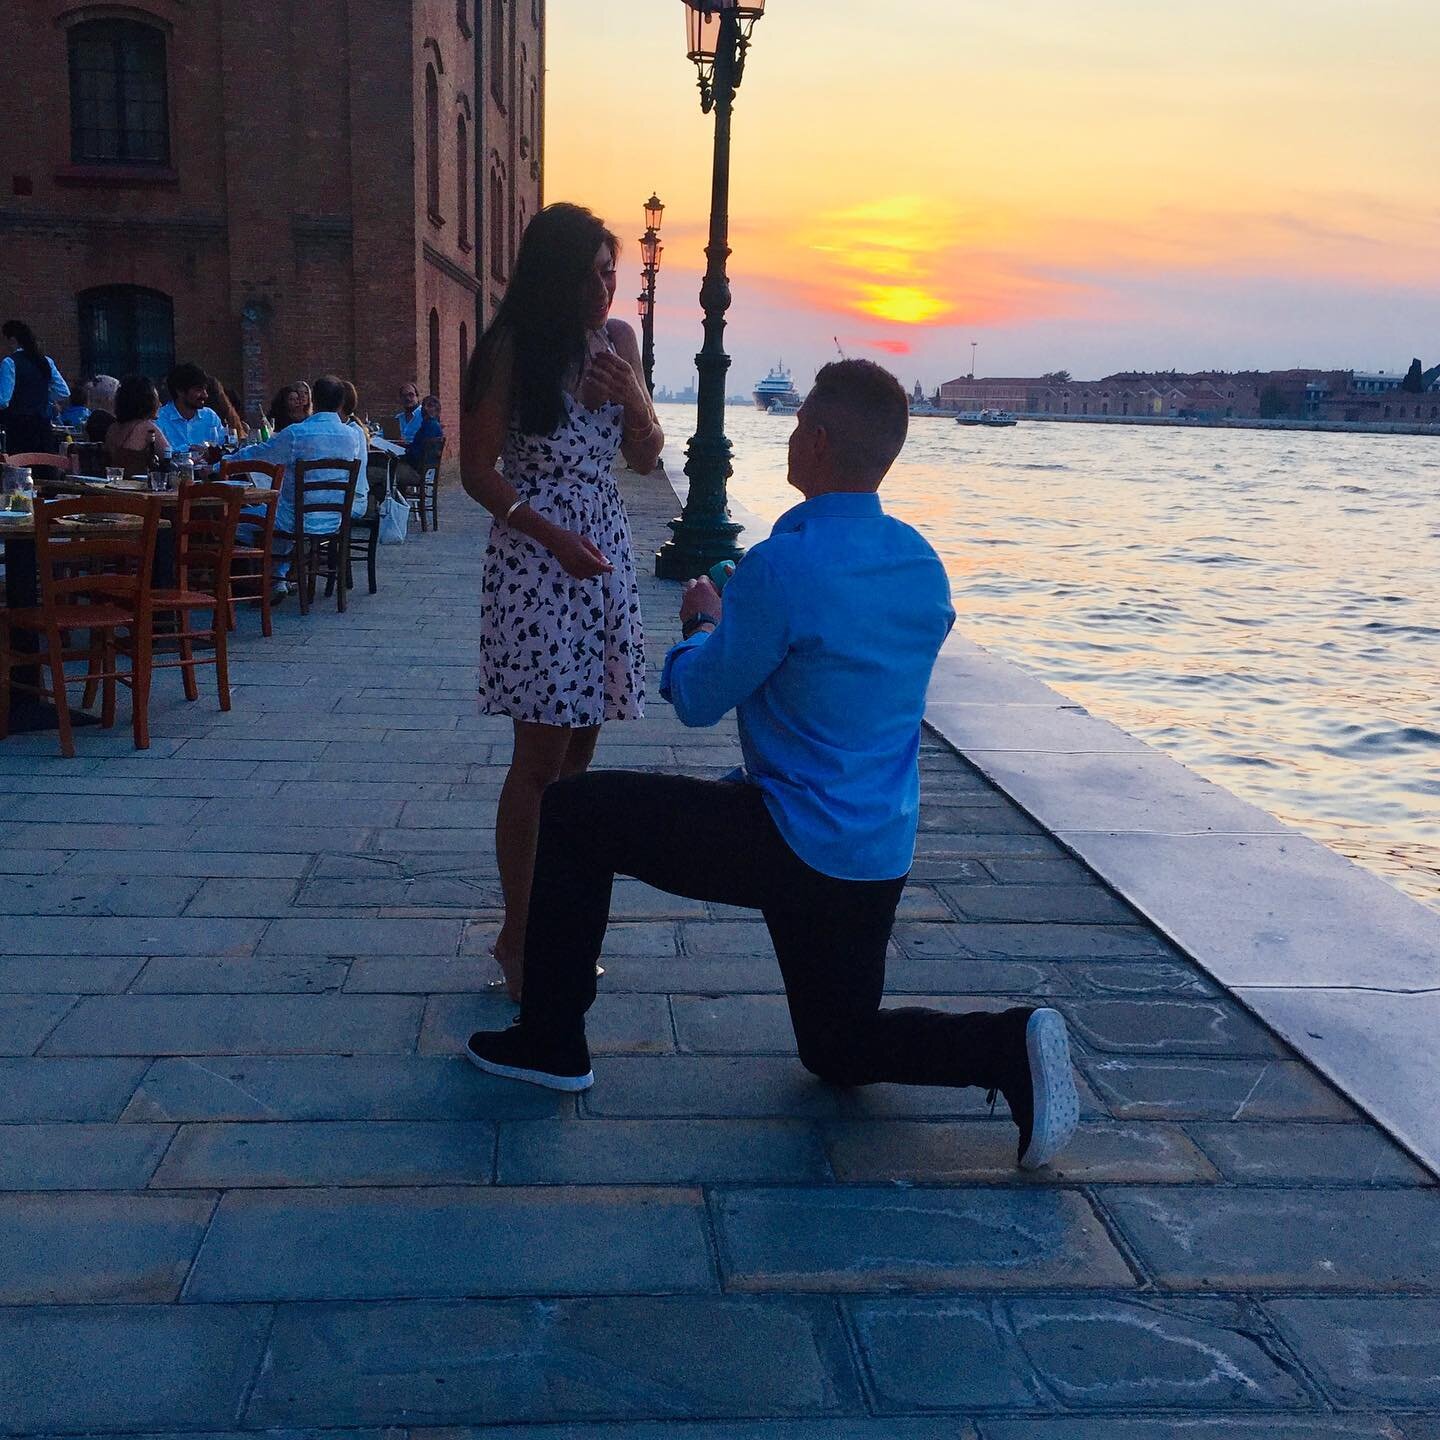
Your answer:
[655,0,767,580]
[638,197,663,395]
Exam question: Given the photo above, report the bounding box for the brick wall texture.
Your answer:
[0,0,544,429]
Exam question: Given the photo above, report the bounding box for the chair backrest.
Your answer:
[174,480,243,601]
[294,456,361,529]
[219,457,284,490]
[4,451,78,475]
[72,442,107,475]
[31,493,160,615]
[107,446,155,480]
[366,451,393,505]
[420,437,445,474]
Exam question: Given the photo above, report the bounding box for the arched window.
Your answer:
[428,309,441,399]
[68,18,170,165]
[490,0,506,107]
[459,322,468,381]
[456,115,469,247]
[424,65,441,220]
[529,79,538,156]
[490,165,506,281]
[78,285,174,379]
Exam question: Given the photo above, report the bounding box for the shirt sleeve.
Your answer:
[659,549,791,728]
[47,359,70,405]
[0,356,14,408]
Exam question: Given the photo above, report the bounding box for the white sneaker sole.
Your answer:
[464,1043,594,1093]
[1019,1008,1079,1170]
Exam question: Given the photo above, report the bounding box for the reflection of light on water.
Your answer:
[657,404,1440,915]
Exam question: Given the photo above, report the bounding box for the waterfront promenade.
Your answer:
[2,467,1439,1437]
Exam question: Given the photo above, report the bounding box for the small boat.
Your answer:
[955,408,1018,427]
[753,362,803,412]
[765,399,801,416]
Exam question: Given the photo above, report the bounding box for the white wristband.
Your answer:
[504,497,528,523]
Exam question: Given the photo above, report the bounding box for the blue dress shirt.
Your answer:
[660,490,955,881]
[231,410,369,535]
[403,415,444,468]
[396,406,424,443]
[156,401,227,451]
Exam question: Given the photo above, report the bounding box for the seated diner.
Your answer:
[230,373,369,598]
[156,363,227,452]
[104,375,172,472]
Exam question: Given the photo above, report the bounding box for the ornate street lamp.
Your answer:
[638,198,664,395]
[655,0,767,580]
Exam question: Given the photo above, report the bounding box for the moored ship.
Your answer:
[753,363,803,412]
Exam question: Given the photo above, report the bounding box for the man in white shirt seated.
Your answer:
[156,363,227,452]
[230,373,369,600]
[395,381,424,444]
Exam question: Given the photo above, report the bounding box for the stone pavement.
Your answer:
[1,466,1438,1439]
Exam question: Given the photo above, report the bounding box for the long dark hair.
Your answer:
[2,320,44,364]
[114,375,160,424]
[269,384,302,432]
[463,202,618,436]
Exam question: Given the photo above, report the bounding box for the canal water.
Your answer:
[657,403,1440,914]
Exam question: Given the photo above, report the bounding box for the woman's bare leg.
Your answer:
[493,721,599,999]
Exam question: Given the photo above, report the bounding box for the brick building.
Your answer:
[0,0,544,428]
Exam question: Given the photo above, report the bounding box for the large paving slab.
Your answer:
[0,467,1435,1434]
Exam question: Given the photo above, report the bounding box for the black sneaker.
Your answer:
[464,1019,593,1092]
[988,1006,1079,1170]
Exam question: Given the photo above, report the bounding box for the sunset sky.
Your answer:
[546,2,1440,395]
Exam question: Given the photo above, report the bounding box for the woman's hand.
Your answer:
[583,352,649,417]
[550,528,614,579]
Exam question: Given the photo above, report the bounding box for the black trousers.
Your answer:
[521,771,1011,1089]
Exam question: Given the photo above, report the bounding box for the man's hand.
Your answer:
[680,575,722,632]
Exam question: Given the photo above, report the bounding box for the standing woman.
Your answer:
[0,320,70,455]
[461,202,663,999]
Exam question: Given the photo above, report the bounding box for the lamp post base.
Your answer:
[654,515,745,580]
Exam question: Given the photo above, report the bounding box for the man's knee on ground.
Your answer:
[796,1028,864,1087]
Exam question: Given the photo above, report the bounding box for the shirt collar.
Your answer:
[771,489,883,535]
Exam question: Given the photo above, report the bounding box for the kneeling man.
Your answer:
[466,359,1079,1169]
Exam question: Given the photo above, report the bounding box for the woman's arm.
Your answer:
[604,320,664,474]
[460,332,613,580]
[47,359,71,406]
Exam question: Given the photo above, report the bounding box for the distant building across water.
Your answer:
[938,365,1440,429]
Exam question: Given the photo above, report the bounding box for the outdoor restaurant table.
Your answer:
[369,437,405,456]
[0,510,170,734]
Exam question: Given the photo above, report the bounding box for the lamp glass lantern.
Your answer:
[637,292,651,320]
[641,233,662,270]
[644,193,665,232]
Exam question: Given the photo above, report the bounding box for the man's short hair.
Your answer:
[806,359,909,485]
[423,394,441,410]
[167,362,207,398]
[310,374,347,412]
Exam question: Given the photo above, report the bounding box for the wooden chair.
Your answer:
[2,451,78,476]
[0,493,159,758]
[147,481,242,711]
[107,446,156,480]
[218,458,283,636]
[275,456,361,616]
[346,451,393,598]
[72,442,108,476]
[396,436,443,533]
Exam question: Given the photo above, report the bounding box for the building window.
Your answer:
[428,309,441,398]
[491,0,507,107]
[68,18,170,165]
[529,80,538,154]
[457,0,472,38]
[456,115,470,248]
[78,285,174,379]
[490,166,506,281]
[425,65,441,221]
[459,322,468,379]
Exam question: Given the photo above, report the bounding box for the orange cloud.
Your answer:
[866,339,911,355]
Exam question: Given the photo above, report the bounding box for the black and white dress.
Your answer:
[478,388,645,726]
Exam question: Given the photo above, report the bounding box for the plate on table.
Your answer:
[0,510,30,525]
